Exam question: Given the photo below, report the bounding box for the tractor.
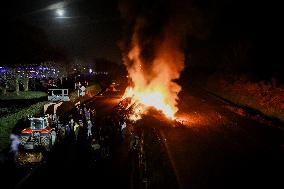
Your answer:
[19,116,57,151]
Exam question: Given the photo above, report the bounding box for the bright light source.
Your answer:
[56,9,64,17]
[89,68,92,73]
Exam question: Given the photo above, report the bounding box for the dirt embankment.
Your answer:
[205,74,284,123]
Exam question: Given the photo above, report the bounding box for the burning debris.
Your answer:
[122,29,184,119]
[116,97,144,121]
[119,0,199,120]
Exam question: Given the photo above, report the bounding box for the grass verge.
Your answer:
[0,101,47,151]
[206,74,284,122]
[0,91,47,100]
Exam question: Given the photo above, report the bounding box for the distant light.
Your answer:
[89,68,92,73]
[56,9,65,17]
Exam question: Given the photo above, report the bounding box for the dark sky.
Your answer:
[2,0,282,80]
[3,0,122,63]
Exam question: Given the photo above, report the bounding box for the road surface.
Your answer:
[12,96,129,189]
[137,87,284,189]
[2,87,284,189]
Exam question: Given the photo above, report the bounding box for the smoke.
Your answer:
[119,0,205,115]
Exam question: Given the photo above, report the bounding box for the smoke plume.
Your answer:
[119,0,204,115]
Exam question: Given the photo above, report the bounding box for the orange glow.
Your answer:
[123,87,175,119]
[173,113,208,127]
[122,22,185,121]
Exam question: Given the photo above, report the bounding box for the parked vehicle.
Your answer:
[19,116,57,151]
[47,89,70,101]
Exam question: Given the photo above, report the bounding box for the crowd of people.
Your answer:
[55,101,139,163]
[8,98,140,168]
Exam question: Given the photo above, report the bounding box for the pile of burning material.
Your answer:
[117,94,175,122]
[115,97,132,112]
[115,97,143,121]
[118,82,181,122]
[125,101,145,121]
[119,1,186,121]
[117,0,206,125]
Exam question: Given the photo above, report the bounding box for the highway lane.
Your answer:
[15,95,129,189]
[140,87,284,189]
[6,87,284,189]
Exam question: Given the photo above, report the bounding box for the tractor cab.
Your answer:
[29,117,49,130]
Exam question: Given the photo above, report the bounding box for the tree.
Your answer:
[15,76,19,95]
[22,73,29,92]
[0,83,7,95]
[0,70,8,95]
[55,61,68,86]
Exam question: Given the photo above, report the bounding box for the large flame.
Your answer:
[123,87,175,119]
[122,27,184,120]
[120,3,186,120]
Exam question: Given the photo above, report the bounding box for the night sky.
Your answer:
[2,0,282,80]
[3,0,122,63]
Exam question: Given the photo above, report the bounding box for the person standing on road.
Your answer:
[91,108,96,118]
[73,121,80,141]
[85,108,91,121]
[91,138,101,162]
[65,122,71,136]
[9,133,20,157]
[87,120,93,140]
[70,118,74,131]
[120,121,127,143]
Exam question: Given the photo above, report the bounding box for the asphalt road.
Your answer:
[140,87,284,189]
[13,96,128,189]
[2,87,284,189]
